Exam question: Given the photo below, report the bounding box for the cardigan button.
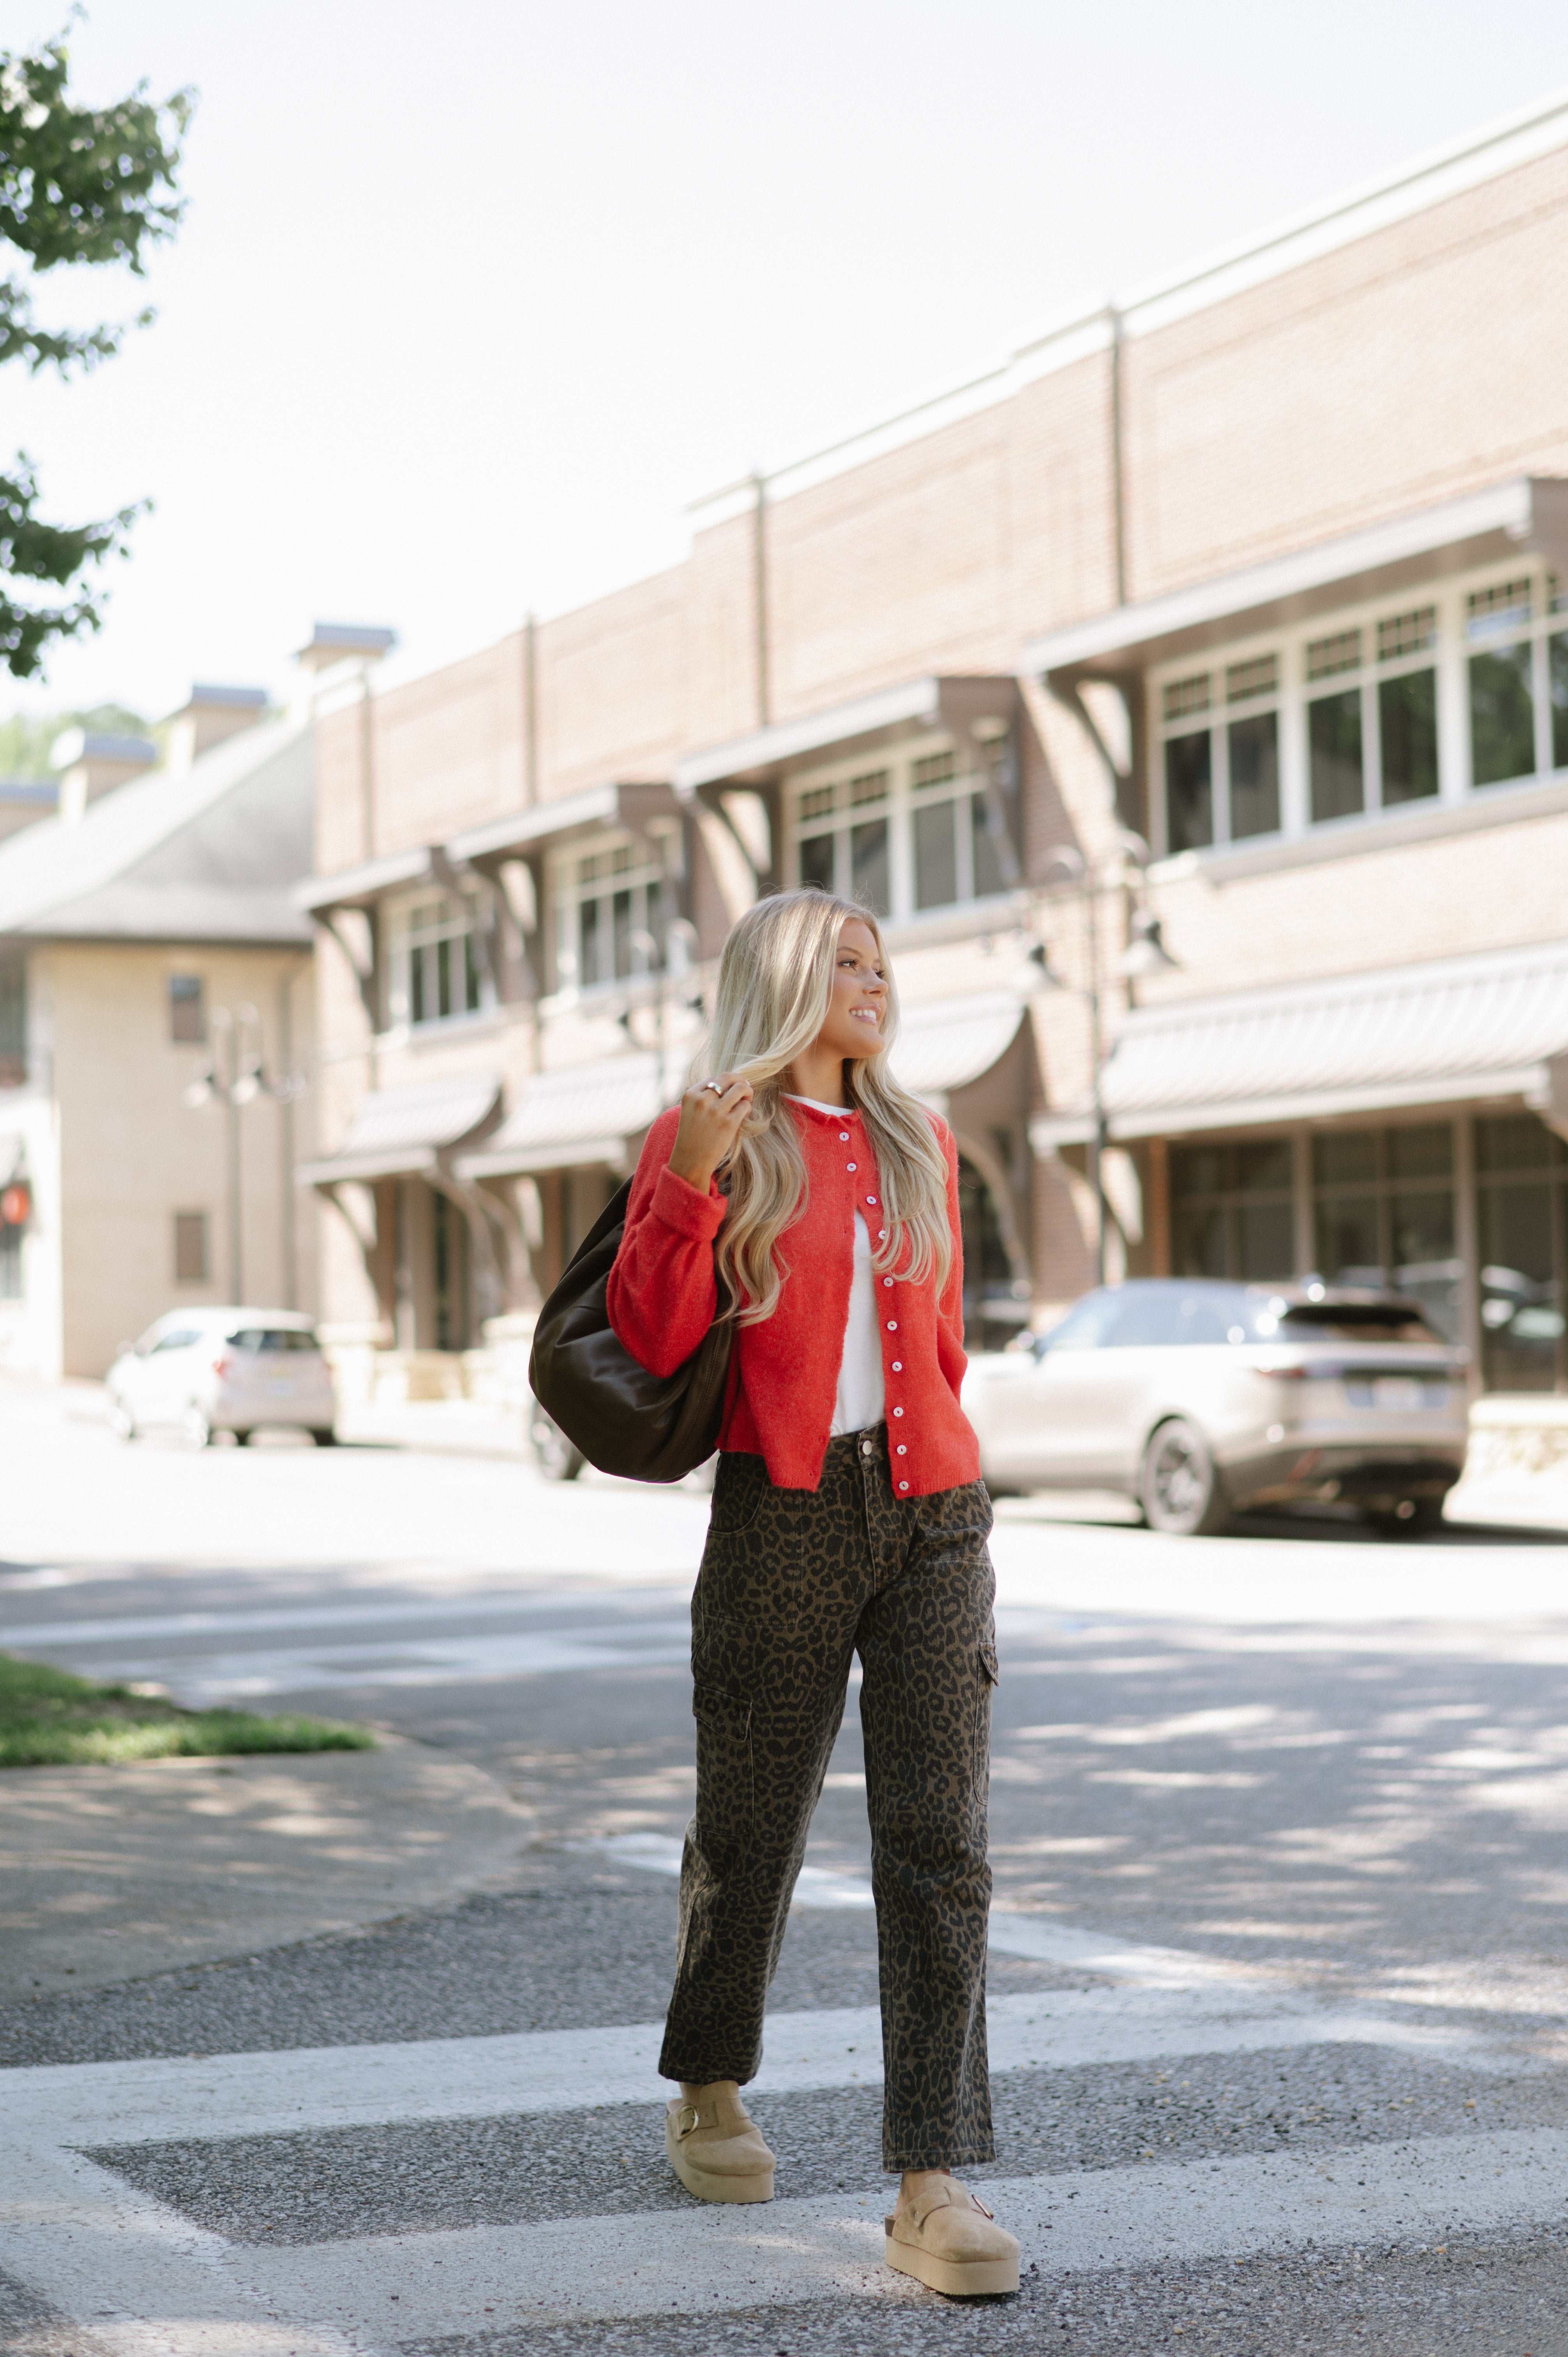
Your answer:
[865,1195,878,1207]
[892,1360,902,1371]
[899,1480,909,1491]
[846,1161,858,1172]
[886,1320,897,1331]
[896,1444,907,1455]
[839,1132,849,1142]
[892,1406,905,1417]
[882,1278,893,1288]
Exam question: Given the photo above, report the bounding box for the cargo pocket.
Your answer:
[692,1681,755,1857]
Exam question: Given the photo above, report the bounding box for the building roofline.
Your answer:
[690,87,1568,526]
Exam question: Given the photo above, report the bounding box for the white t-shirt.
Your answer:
[788,1096,886,1436]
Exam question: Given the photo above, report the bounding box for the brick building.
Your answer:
[302,94,1568,1398]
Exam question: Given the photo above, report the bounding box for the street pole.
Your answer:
[1084,882,1107,1286]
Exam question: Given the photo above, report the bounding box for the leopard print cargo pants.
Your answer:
[658,1424,998,2171]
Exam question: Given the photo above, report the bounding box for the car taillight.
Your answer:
[1255,1361,1315,1382]
[211,1353,232,1377]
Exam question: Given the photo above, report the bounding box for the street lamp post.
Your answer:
[623,917,702,1101]
[1029,839,1179,1284]
[183,1003,306,1304]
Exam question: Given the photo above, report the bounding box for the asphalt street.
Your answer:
[4,1383,1568,2355]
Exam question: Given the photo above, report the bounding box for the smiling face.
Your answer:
[815,917,888,1064]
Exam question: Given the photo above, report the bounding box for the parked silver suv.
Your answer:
[962,1279,1470,1535]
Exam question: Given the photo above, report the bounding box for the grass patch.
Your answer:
[0,1652,377,1769]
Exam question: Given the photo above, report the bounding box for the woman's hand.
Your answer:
[668,1073,754,1192]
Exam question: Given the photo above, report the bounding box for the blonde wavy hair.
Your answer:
[696,889,953,1325]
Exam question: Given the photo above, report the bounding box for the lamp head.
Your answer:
[1026,939,1068,991]
[1118,908,1180,978]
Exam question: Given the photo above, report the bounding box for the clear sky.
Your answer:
[8,0,1568,725]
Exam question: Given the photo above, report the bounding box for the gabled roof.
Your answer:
[0,717,314,947]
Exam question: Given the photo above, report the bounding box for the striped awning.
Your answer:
[298,1072,501,1184]
[890,990,1027,1102]
[1033,938,1568,1146]
[456,1053,686,1179]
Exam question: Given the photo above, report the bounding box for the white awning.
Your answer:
[1023,475,1568,685]
[674,676,1017,794]
[1032,939,1568,1146]
[456,1053,686,1179]
[447,781,682,867]
[890,991,1027,1101]
[454,994,1027,1180]
[295,845,435,915]
[299,1071,502,1185]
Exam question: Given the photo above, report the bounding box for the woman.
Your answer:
[607,888,1018,2299]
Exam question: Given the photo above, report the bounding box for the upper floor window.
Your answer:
[1161,656,1281,853]
[553,839,667,992]
[168,973,205,1044]
[1151,564,1568,861]
[387,891,488,1028]
[788,735,1015,919]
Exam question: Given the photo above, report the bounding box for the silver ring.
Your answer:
[704,1080,724,1095]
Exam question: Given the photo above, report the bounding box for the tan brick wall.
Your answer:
[1125,145,1568,596]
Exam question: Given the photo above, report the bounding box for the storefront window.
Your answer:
[957,1155,1024,1351]
[1312,1121,1459,1338]
[1474,1113,1568,1391]
[1171,1138,1294,1281]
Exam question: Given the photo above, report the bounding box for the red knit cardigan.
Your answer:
[606,1097,980,1497]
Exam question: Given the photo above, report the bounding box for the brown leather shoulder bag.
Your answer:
[527,1177,733,1483]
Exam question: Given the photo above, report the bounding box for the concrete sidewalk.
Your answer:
[0,1736,535,2002]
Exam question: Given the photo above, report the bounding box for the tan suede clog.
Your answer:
[665,2084,776,2204]
[884,2176,1020,2297]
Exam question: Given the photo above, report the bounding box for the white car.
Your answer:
[961,1279,1471,1536]
[106,1309,339,1449]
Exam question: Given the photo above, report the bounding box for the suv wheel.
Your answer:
[106,1394,137,1442]
[182,1404,214,1450]
[530,1407,585,1482]
[1141,1417,1231,1536]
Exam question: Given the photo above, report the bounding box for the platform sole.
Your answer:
[884,2227,1020,2298]
[666,2124,774,2205]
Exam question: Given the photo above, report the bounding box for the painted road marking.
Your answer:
[1,1987,1495,2154]
[234,2128,1568,2330]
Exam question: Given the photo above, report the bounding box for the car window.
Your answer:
[1164,1290,1243,1345]
[1102,1287,1182,1346]
[227,1327,321,1354]
[1275,1302,1438,1344]
[150,1327,204,1353]
[1035,1291,1122,1354]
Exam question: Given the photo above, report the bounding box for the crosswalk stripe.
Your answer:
[219,2127,1568,2333]
[1,1985,1492,2150]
